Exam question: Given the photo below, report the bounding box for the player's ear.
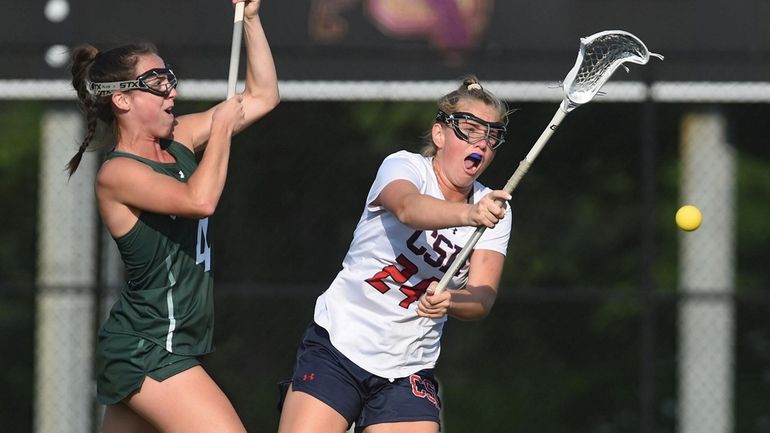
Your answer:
[432,122,445,149]
[112,92,130,111]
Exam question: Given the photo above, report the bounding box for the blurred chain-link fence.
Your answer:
[1,80,769,433]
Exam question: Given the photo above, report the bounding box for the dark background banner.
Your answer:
[5,0,768,81]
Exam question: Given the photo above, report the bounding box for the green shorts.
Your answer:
[95,331,201,405]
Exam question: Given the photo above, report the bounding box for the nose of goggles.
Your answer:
[87,67,178,98]
[436,110,507,150]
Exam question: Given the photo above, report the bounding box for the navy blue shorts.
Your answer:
[289,322,442,430]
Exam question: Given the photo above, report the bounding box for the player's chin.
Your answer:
[158,124,175,138]
[457,172,478,188]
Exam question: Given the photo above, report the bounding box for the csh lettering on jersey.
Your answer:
[365,230,467,308]
[406,230,466,273]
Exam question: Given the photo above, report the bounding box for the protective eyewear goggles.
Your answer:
[87,67,178,98]
[436,110,507,150]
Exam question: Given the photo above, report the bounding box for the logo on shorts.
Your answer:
[410,374,441,409]
[302,372,316,381]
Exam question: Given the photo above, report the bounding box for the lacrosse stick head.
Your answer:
[560,30,663,112]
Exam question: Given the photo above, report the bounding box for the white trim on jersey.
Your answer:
[314,150,512,379]
[165,255,178,352]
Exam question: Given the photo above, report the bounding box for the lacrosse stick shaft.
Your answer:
[227,2,246,98]
[433,107,568,294]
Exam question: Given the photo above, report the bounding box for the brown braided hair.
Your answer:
[67,42,159,176]
[421,75,511,157]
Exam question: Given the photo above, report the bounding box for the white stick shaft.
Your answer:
[227,2,245,98]
[433,105,569,295]
[524,107,568,164]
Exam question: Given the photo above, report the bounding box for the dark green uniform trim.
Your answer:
[96,334,201,405]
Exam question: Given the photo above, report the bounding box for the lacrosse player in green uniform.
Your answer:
[67,1,278,432]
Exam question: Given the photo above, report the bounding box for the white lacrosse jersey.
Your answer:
[314,150,512,379]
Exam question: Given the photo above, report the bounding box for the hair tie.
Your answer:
[467,83,482,91]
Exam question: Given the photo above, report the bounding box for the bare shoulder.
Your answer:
[98,156,141,178]
[95,158,149,235]
[96,157,149,192]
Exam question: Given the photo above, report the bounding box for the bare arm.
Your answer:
[97,97,245,236]
[375,179,511,230]
[417,249,504,320]
[175,0,280,150]
[238,0,280,129]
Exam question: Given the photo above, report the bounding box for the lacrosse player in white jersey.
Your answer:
[277,76,513,433]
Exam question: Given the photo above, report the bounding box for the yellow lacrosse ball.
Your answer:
[675,205,702,232]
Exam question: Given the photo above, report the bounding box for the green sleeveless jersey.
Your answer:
[100,139,215,356]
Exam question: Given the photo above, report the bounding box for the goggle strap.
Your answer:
[87,67,176,97]
[87,80,148,97]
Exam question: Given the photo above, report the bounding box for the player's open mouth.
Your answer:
[464,153,482,173]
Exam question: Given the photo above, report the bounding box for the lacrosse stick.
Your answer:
[434,30,663,294]
[227,1,246,98]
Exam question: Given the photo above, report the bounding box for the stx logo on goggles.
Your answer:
[88,81,145,97]
[87,67,178,98]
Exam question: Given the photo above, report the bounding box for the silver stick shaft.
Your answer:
[227,2,245,98]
